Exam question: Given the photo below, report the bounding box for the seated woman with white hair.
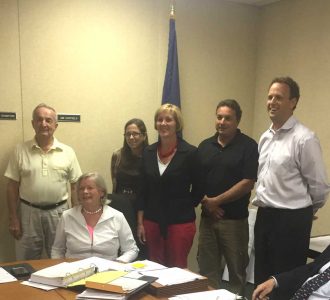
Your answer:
[51,172,139,262]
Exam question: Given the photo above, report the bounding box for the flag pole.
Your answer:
[161,1,181,108]
[170,1,175,19]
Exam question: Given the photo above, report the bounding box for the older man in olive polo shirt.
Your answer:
[5,103,82,260]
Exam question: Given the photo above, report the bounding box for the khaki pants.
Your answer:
[197,217,249,296]
[15,201,68,260]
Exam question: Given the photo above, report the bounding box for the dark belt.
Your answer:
[118,188,134,194]
[20,198,67,210]
[259,205,312,213]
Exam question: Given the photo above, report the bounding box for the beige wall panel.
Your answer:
[177,1,259,146]
[18,0,162,186]
[0,0,22,262]
[254,0,330,236]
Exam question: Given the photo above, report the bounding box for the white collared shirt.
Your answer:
[308,260,330,299]
[4,137,82,205]
[157,152,170,175]
[252,116,330,210]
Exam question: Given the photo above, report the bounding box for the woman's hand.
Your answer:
[137,224,146,244]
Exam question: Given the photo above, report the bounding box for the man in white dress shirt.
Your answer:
[252,77,330,286]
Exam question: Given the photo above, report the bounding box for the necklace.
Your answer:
[83,206,102,215]
[158,142,178,160]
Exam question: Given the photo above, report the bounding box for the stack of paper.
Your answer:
[68,270,128,288]
[70,257,129,272]
[139,267,208,297]
[141,267,203,286]
[86,276,148,293]
[27,257,160,294]
[26,257,210,299]
[126,260,167,272]
[76,289,126,300]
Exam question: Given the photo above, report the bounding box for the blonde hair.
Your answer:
[154,103,183,132]
[77,172,108,204]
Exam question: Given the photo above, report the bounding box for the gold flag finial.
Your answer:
[170,1,175,19]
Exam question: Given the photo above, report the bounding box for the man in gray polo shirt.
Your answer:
[5,103,82,260]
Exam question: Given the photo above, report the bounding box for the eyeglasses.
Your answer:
[124,132,142,138]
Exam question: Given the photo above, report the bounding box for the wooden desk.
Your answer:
[0,259,168,300]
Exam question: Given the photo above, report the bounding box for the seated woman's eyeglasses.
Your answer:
[124,132,142,138]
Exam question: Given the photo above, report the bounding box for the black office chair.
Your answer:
[107,193,147,260]
[107,193,137,234]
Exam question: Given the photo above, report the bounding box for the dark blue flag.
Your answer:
[161,18,181,108]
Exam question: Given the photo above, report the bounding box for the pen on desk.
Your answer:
[137,267,168,275]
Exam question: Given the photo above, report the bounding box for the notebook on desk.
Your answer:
[85,274,153,295]
[76,288,127,300]
[29,261,97,287]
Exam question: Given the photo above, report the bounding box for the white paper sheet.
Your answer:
[22,280,58,290]
[140,267,202,286]
[309,235,330,253]
[126,260,167,272]
[169,289,237,300]
[122,259,167,278]
[76,288,126,299]
[69,257,127,272]
[0,267,17,283]
[109,277,147,292]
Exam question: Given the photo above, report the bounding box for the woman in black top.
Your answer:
[110,118,148,258]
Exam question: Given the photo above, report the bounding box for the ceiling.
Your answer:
[225,0,281,6]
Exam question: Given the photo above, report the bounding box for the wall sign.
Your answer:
[57,114,81,122]
[0,112,16,120]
